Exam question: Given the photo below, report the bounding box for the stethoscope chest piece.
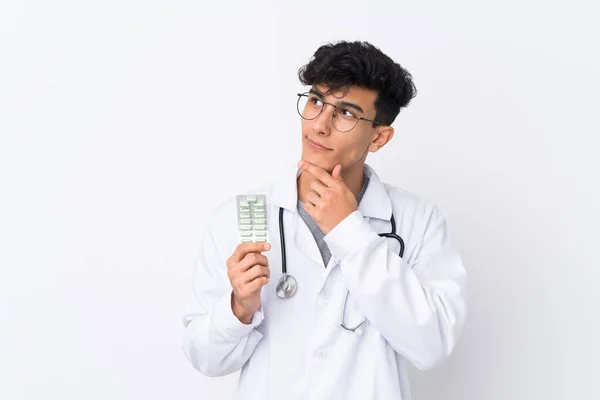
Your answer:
[276,274,297,299]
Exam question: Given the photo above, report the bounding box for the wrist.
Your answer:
[231,293,253,325]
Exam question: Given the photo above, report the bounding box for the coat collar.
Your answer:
[268,163,392,221]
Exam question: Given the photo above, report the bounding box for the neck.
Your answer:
[297,163,365,203]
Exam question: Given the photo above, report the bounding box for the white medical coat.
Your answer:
[182,163,467,400]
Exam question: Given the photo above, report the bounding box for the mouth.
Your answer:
[306,137,332,151]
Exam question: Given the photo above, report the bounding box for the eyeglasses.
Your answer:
[296,92,387,132]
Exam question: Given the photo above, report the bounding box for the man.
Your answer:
[182,40,467,400]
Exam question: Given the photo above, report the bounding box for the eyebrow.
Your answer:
[309,88,365,114]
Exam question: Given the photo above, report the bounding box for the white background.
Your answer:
[1,1,598,399]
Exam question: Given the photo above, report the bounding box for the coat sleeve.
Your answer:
[182,210,265,377]
[324,205,467,371]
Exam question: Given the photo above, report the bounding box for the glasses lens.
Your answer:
[332,106,359,132]
[297,93,322,120]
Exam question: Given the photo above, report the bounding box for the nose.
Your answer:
[313,104,334,136]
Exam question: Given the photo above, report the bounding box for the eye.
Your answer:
[309,96,324,107]
[339,107,358,119]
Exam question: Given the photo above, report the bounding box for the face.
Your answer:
[300,84,394,173]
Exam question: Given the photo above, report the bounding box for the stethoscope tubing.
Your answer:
[276,207,405,332]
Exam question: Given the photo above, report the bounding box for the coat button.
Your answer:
[314,347,328,359]
[320,290,329,300]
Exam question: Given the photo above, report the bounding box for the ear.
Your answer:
[368,126,395,152]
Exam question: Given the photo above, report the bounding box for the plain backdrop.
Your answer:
[1,1,598,399]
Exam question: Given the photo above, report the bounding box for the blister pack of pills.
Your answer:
[236,195,268,243]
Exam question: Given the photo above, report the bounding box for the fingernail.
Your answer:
[297,161,304,167]
[264,243,271,251]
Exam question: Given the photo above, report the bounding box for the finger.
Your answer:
[231,242,271,263]
[246,275,269,293]
[303,201,316,216]
[332,164,344,182]
[309,179,329,197]
[238,252,269,272]
[306,191,323,207]
[298,160,337,187]
[244,265,270,283]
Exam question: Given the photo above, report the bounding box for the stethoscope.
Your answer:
[275,207,405,332]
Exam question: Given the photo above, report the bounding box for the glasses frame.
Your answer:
[296,92,387,132]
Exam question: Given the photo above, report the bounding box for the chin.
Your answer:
[300,153,334,172]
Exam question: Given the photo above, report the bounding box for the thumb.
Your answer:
[332,164,343,181]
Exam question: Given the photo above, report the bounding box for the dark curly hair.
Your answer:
[298,41,417,127]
